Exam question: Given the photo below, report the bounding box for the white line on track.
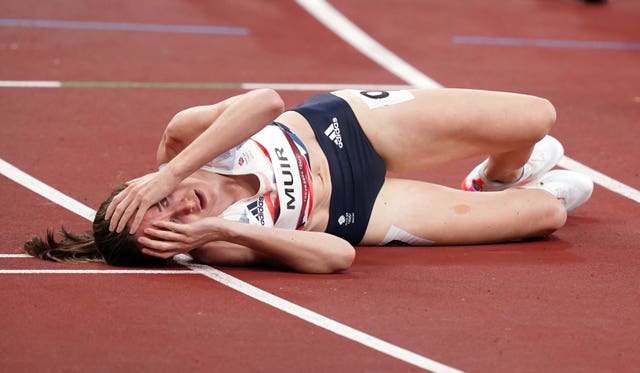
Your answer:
[1,3,634,371]
[0,159,462,373]
[244,82,413,91]
[0,80,61,88]
[559,156,640,203]
[296,0,441,89]
[0,254,193,274]
[0,80,412,92]
[0,158,95,221]
[3,80,638,204]
[0,269,196,274]
[298,0,640,205]
[182,259,463,373]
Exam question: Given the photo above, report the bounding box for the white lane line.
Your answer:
[297,0,639,205]
[1,158,460,372]
[0,254,32,258]
[559,156,640,203]
[181,259,464,373]
[296,0,441,89]
[0,80,61,88]
[3,77,638,204]
[0,254,193,274]
[0,269,196,274]
[0,80,412,91]
[0,158,96,221]
[243,82,413,91]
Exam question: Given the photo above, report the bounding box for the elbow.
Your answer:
[333,245,356,273]
[299,244,356,274]
[251,88,285,117]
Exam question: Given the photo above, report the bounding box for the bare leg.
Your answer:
[362,178,567,245]
[333,88,557,181]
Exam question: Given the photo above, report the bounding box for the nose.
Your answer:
[176,198,198,216]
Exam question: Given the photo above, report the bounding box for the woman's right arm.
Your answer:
[155,93,246,165]
[157,88,284,184]
[106,89,285,233]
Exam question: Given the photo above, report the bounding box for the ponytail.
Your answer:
[23,185,167,267]
[23,226,103,263]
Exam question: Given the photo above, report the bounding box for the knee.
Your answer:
[511,96,557,143]
[527,97,557,141]
[538,98,557,133]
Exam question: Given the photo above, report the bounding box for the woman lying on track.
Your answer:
[24,88,593,273]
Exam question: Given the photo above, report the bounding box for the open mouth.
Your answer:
[194,189,206,210]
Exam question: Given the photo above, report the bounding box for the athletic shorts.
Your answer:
[290,93,386,244]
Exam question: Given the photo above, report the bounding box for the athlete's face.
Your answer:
[136,176,218,235]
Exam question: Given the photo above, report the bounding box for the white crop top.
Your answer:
[200,123,313,230]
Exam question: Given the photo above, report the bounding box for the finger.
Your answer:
[115,205,137,233]
[125,175,148,185]
[143,227,184,242]
[126,172,156,185]
[108,190,134,231]
[125,177,142,185]
[128,203,151,234]
[138,235,169,250]
[141,248,179,259]
[152,220,185,233]
[138,236,186,252]
[108,188,139,231]
[114,197,141,233]
[108,198,131,232]
[105,188,129,221]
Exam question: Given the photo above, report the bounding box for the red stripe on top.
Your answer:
[281,131,313,229]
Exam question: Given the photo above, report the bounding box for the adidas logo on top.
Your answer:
[247,197,266,225]
[324,117,344,149]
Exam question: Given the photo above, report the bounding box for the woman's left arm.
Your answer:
[106,89,285,233]
[139,218,356,274]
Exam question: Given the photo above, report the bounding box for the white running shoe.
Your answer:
[461,135,565,191]
[525,170,594,212]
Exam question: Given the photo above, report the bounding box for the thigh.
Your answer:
[361,178,565,246]
[333,89,556,172]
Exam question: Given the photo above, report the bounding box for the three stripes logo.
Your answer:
[324,117,344,149]
[247,197,266,225]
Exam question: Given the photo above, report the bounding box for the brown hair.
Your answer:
[23,186,167,267]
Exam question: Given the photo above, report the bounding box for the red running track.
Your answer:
[1,1,639,372]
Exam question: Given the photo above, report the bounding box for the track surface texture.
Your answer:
[1,1,639,372]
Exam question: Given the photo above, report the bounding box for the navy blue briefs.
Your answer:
[291,93,386,244]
